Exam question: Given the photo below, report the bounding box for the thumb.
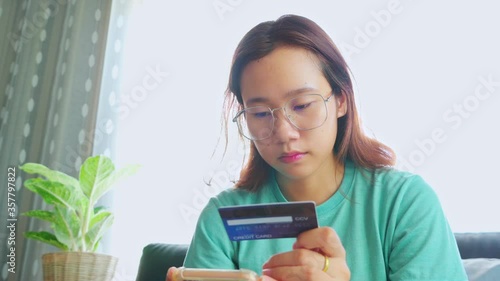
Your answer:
[166,267,179,281]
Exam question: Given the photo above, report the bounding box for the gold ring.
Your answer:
[322,254,330,272]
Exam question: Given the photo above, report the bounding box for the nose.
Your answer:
[272,109,300,142]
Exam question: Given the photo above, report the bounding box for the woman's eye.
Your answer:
[293,102,312,111]
[253,111,270,118]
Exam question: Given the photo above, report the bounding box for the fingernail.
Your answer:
[262,269,272,276]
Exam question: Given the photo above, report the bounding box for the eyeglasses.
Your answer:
[232,92,334,140]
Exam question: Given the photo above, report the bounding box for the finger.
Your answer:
[262,265,331,281]
[294,227,346,259]
[263,249,324,271]
[166,267,178,281]
[263,246,350,280]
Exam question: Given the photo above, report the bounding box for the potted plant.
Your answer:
[19,155,140,281]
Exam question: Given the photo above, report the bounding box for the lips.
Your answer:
[279,152,306,163]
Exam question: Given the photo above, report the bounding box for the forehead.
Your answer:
[240,46,329,105]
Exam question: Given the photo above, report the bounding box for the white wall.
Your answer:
[110,0,500,278]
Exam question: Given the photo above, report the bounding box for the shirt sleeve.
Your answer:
[387,175,468,281]
[183,197,237,269]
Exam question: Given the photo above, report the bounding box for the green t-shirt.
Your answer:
[184,161,468,280]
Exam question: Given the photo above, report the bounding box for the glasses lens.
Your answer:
[285,94,327,130]
[234,94,330,140]
[236,106,273,140]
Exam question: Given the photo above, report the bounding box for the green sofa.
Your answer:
[136,232,500,281]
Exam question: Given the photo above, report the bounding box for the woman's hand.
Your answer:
[166,267,179,281]
[261,227,350,281]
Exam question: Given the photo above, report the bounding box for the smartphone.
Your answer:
[172,267,259,281]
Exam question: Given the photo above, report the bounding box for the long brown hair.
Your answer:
[223,15,396,192]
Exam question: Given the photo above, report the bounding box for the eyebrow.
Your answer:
[245,87,318,106]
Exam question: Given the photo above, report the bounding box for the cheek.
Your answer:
[253,140,273,159]
[315,119,338,147]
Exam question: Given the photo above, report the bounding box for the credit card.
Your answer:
[218,201,318,241]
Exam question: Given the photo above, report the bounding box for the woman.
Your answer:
[168,14,467,281]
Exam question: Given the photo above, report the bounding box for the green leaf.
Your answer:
[22,210,55,223]
[20,163,79,189]
[52,206,81,251]
[79,155,140,203]
[93,206,107,214]
[90,207,112,230]
[93,163,141,202]
[75,195,90,216]
[85,213,114,251]
[21,156,140,253]
[24,178,78,209]
[21,163,88,210]
[25,231,68,251]
[79,156,115,202]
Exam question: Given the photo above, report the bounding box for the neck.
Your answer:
[276,156,345,205]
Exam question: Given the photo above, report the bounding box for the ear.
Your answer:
[336,92,347,118]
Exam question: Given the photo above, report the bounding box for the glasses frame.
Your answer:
[232,92,335,140]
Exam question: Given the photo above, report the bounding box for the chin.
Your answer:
[274,164,316,181]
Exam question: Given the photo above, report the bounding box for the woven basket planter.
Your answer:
[42,252,117,281]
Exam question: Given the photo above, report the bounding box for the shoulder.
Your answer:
[190,188,255,243]
[203,180,277,211]
[192,182,277,243]
[366,167,445,223]
[357,165,436,198]
[373,166,427,187]
[351,165,441,213]
[212,187,257,206]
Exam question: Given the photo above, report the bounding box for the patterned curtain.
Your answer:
[0,1,131,280]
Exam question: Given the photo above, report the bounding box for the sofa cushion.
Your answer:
[463,258,500,281]
[455,232,500,259]
[136,243,188,281]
